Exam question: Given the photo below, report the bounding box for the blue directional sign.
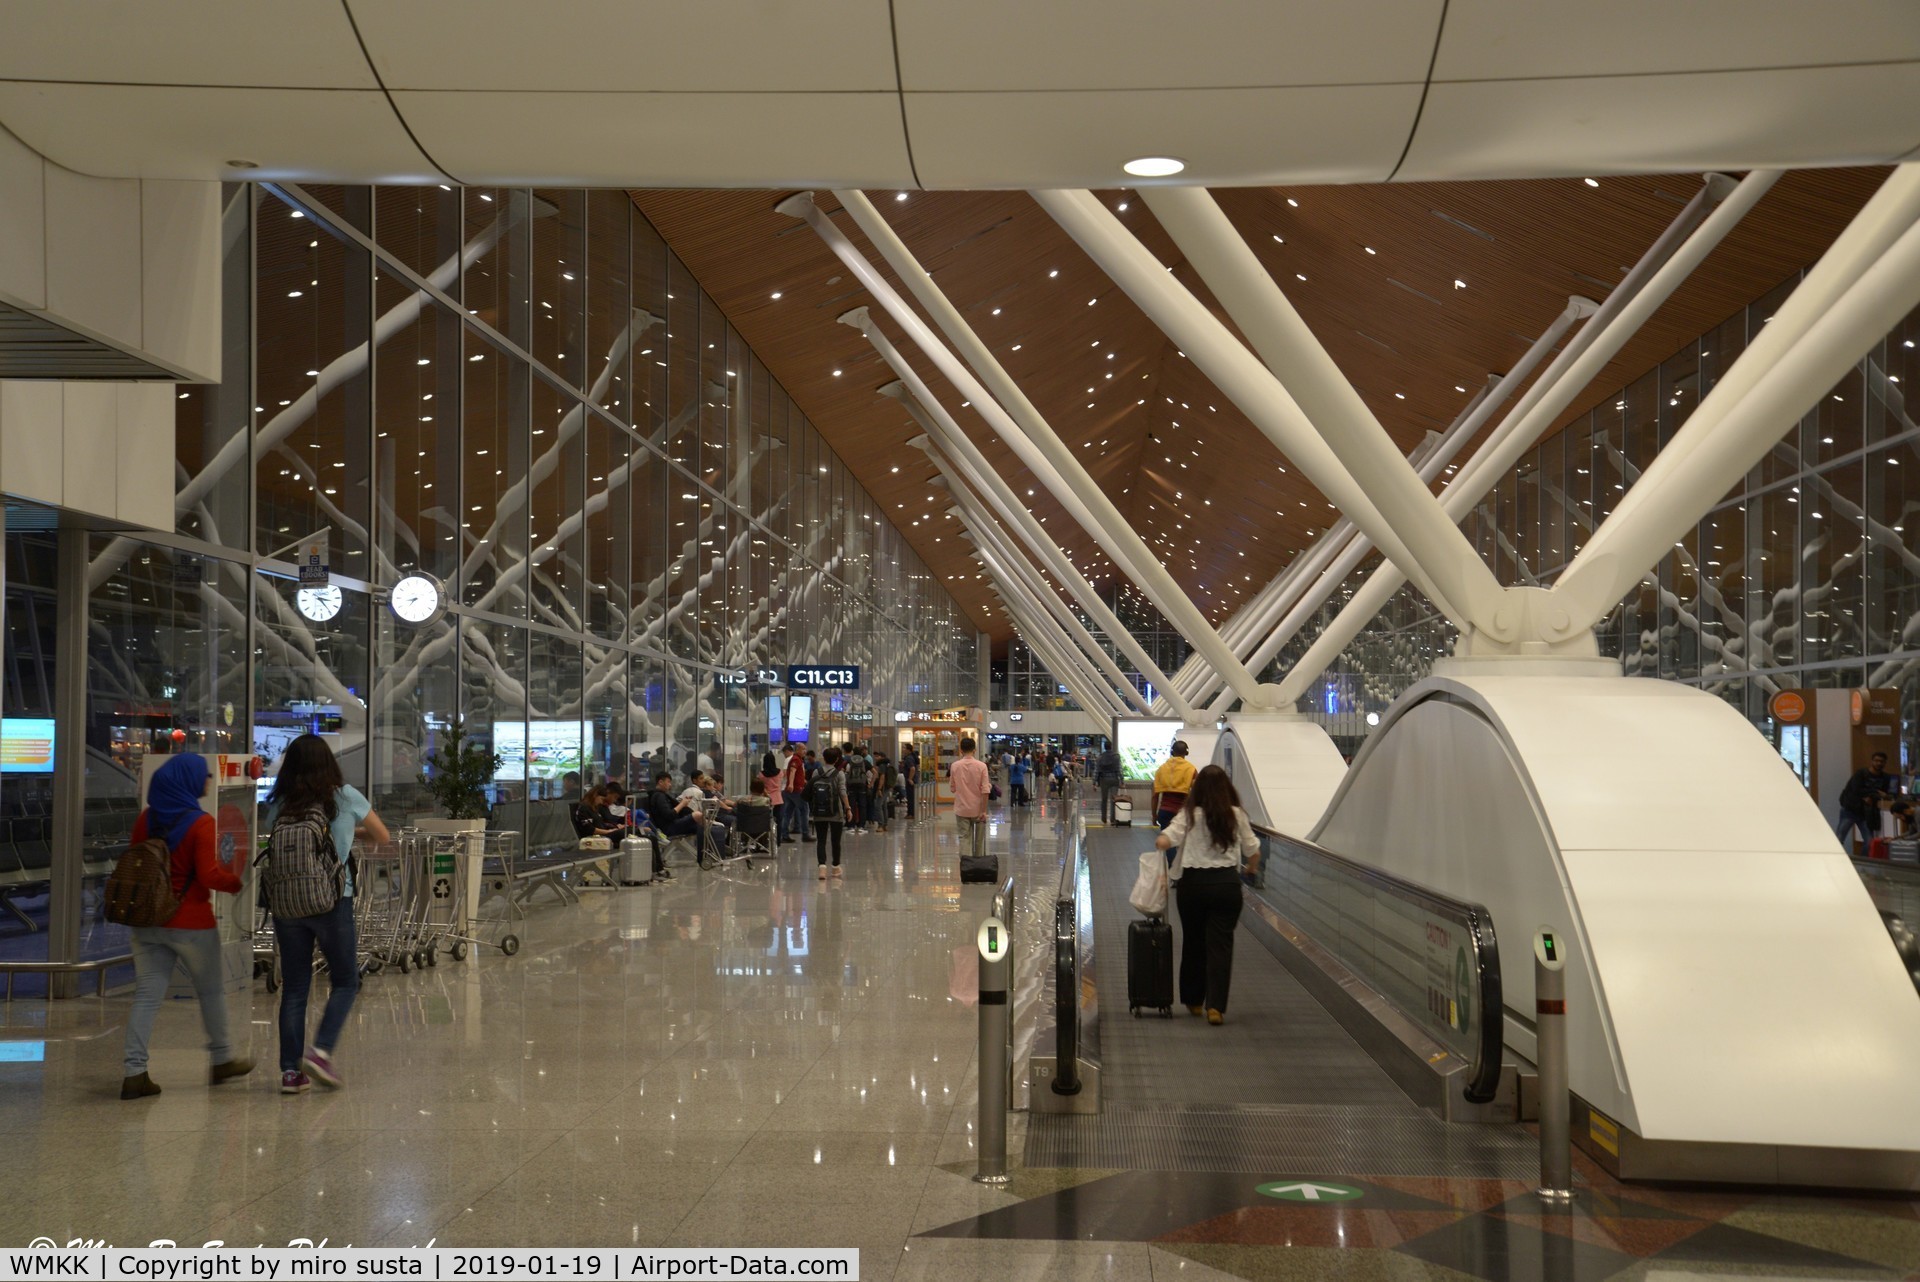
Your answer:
[787,665,860,689]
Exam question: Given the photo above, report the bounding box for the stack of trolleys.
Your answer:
[352,839,421,974]
[418,828,523,960]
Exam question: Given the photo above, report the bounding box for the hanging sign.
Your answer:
[297,532,331,588]
[787,665,860,689]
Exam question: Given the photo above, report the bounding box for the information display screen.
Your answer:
[786,695,813,744]
[0,718,55,773]
[1113,717,1185,783]
[494,720,594,782]
[769,695,785,742]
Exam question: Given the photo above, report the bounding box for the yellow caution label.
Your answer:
[1448,999,1458,1030]
[1589,1111,1619,1156]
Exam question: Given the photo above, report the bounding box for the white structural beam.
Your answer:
[964,527,1132,721]
[1175,291,1589,712]
[943,487,1154,716]
[1201,304,1583,710]
[1135,185,1509,638]
[1271,169,1769,703]
[1032,188,1476,632]
[1551,167,1920,636]
[841,304,1199,719]
[936,472,1154,716]
[787,189,1270,708]
[1167,289,1589,710]
[980,565,1126,720]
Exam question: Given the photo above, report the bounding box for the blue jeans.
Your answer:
[784,794,809,838]
[124,926,232,1075]
[275,896,359,1072]
[1835,809,1877,851]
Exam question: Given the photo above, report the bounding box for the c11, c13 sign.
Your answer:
[787,665,860,689]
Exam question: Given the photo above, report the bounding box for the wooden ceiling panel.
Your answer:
[634,167,1886,647]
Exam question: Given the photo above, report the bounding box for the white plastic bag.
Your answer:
[1129,849,1168,916]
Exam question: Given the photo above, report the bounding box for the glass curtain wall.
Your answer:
[3,181,977,987]
[1284,280,1920,753]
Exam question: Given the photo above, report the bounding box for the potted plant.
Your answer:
[418,719,501,840]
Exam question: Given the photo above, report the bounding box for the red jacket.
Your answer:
[783,754,807,796]
[129,811,242,930]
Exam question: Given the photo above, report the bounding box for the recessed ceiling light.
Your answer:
[1364,246,1376,255]
[1584,177,1600,188]
[771,291,782,299]
[1123,156,1185,178]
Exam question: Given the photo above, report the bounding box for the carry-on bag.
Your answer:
[1868,836,1892,860]
[1112,796,1133,827]
[619,833,654,885]
[960,849,1000,883]
[1127,916,1174,1017]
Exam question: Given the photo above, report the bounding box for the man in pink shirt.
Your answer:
[950,736,992,860]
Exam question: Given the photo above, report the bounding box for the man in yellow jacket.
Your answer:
[1151,740,1196,832]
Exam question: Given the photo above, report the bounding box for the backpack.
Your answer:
[258,807,343,919]
[877,763,898,793]
[807,771,839,821]
[103,834,181,927]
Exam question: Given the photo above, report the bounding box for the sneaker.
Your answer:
[209,1058,254,1086]
[302,1049,343,1089]
[1206,1008,1225,1026]
[120,1072,162,1100]
[280,1070,311,1095]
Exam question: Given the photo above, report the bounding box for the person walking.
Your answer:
[1095,741,1123,824]
[1008,752,1031,808]
[762,746,788,845]
[1155,765,1260,1025]
[265,734,388,1094]
[118,754,254,1100]
[846,749,871,836]
[1151,740,1197,832]
[902,744,920,819]
[950,736,992,862]
[810,746,852,879]
[782,745,809,843]
[1835,750,1894,854]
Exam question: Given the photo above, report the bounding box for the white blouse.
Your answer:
[1165,805,1260,872]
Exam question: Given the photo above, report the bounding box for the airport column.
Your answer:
[48,529,88,997]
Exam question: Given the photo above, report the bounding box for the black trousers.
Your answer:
[814,819,844,866]
[1175,866,1243,1014]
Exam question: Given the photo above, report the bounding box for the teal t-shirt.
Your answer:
[266,784,370,898]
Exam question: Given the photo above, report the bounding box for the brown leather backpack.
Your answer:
[103,836,181,927]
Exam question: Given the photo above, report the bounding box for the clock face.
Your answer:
[294,584,344,622]
[390,573,443,624]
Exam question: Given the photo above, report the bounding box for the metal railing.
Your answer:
[1051,807,1085,1096]
[1247,823,1504,1104]
[0,954,132,1000]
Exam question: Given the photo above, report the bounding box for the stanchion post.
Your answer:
[975,887,1013,1185]
[1534,927,1573,1203]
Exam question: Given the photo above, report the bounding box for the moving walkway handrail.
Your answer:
[1249,822,1504,1104]
[1051,783,1085,1094]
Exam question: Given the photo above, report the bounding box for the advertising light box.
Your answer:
[1113,717,1185,783]
[494,720,594,782]
[785,695,813,744]
[0,718,55,773]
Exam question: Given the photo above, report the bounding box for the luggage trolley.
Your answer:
[411,828,523,960]
[354,840,425,974]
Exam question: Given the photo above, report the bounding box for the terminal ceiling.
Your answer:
[5,2,1917,644]
[634,171,1887,643]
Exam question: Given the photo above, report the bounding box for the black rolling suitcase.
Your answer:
[1127,916,1174,1017]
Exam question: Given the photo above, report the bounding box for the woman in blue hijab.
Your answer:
[120,753,253,1099]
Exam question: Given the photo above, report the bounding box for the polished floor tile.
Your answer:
[5,804,1918,1282]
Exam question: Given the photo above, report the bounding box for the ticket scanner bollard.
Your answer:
[1534,927,1573,1203]
[974,908,1012,1185]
